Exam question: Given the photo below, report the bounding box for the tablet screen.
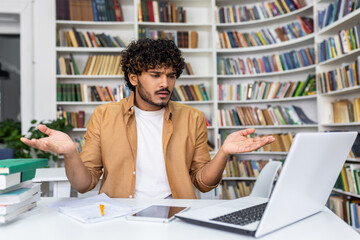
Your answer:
[132,205,188,219]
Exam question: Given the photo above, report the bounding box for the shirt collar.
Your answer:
[124,91,173,120]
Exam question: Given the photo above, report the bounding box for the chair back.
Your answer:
[250,161,282,198]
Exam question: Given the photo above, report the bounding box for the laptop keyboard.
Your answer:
[210,203,268,226]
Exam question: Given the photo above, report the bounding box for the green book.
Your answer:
[0,159,48,175]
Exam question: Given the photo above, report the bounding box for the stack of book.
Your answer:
[215,0,307,23]
[0,158,48,224]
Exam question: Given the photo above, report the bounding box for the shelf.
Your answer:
[56,75,124,79]
[217,65,316,79]
[320,86,360,96]
[57,101,111,105]
[216,34,315,53]
[317,48,360,66]
[179,75,213,79]
[175,100,214,105]
[180,48,213,53]
[218,95,317,104]
[222,177,257,181]
[237,152,288,156]
[318,8,360,35]
[215,5,313,27]
[347,158,360,163]
[56,47,124,53]
[72,128,87,132]
[321,122,360,127]
[332,188,360,198]
[218,125,318,130]
[56,20,135,27]
[138,22,212,27]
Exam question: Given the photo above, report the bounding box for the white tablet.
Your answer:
[125,205,190,223]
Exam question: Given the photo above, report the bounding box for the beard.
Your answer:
[137,79,171,108]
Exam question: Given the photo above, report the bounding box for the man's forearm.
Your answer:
[200,147,229,186]
[63,151,92,193]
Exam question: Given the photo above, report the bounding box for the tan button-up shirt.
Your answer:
[80,92,220,199]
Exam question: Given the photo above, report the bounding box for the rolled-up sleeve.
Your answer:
[190,113,221,192]
[80,107,104,192]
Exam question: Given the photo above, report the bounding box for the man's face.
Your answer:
[131,66,176,111]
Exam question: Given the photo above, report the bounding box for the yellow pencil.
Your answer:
[100,204,105,216]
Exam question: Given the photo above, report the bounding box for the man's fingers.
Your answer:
[38,124,54,136]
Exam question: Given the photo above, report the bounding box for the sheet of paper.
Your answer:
[49,193,135,223]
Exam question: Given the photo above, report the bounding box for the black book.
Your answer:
[90,86,101,101]
[292,105,316,124]
[184,85,194,101]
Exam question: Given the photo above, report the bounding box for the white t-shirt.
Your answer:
[134,106,171,199]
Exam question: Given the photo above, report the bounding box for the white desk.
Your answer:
[1,198,359,240]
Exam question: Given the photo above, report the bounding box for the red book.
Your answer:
[78,110,85,128]
[147,0,154,22]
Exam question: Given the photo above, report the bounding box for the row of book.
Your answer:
[56,55,123,76]
[332,98,360,123]
[170,84,210,102]
[217,47,315,75]
[221,181,254,199]
[223,157,269,178]
[73,137,86,153]
[335,164,360,196]
[56,108,86,129]
[328,195,360,229]
[215,0,307,24]
[58,28,127,48]
[57,83,131,102]
[182,62,195,75]
[318,57,360,94]
[138,0,186,23]
[317,22,360,63]
[56,0,124,22]
[138,28,198,48]
[217,105,316,127]
[0,159,47,224]
[318,0,360,30]
[217,17,313,48]
[218,75,316,101]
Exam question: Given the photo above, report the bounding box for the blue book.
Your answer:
[284,0,297,11]
[292,51,301,68]
[262,56,270,73]
[279,54,288,70]
[253,58,260,73]
[284,53,294,69]
[324,4,334,27]
[91,0,98,21]
[299,49,310,66]
[318,9,326,29]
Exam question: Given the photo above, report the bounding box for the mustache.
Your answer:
[155,88,171,94]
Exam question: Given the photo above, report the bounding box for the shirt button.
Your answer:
[129,195,133,198]
[133,171,136,175]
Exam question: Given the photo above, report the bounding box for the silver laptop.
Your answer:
[176,132,357,237]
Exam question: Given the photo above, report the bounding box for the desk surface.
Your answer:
[0,198,359,240]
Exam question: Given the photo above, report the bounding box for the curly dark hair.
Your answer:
[121,38,185,91]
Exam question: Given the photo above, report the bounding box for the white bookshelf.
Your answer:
[315,0,360,231]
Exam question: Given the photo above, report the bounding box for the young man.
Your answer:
[21,39,274,199]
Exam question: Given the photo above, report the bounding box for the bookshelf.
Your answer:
[315,0,360,230]
[213,0,317,200]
